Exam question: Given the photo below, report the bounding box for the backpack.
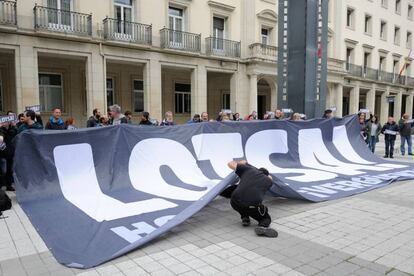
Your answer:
[0,190,12,214]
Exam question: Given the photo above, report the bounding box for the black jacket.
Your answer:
[381,122,399,141]
[0,126,18,158]
[398,119,413,136]
[86,116,99,128]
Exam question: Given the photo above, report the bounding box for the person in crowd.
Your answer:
[233,113,242,121]
[86,108,101,128]
[275,110,283,120]
[359,113,368,141]
[124,111,133,124]
[160,111,175,126]
[222,113,231,121]
[245,111,258,120]
[35,112,43,127]
[0,111,18,191]
[65,118,77,130]
[187,114,201,124]
[109,104,128,125]
[201,112,209,122]
[263,113,270,120]
[381,116,399,158]
[366,115,381,153]
[398,113,413,156]
[291,113,302,121]
[18,110,43,133]
[45,108,65,130]
[139,111,154,126]
[16,113,25,129]
[98,116,109,127]
[216,112,223,122]
[226,160,278,238]
[322,109,333,119]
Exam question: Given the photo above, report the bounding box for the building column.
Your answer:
[393,90,403,120]
[230,71,239,113]
[406,92,414,116]
[191,65,207,115]
[335,83,343,117]
[380,87,390,123]
[349,83,360,114]
[144,59,162,121]
[366,83,376,115]
[249,74,258,113]
[16,45,39,111]
[86,50,106,116]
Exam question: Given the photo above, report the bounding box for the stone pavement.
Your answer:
[1,138,414,276]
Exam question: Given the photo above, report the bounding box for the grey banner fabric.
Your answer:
[13,116,414,268]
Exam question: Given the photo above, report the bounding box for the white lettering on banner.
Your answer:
[245,130,338,182]
[129,138,220,201]
[154,215,175,227]
[111,222,156,244]
[53,144,178,222]
[192,133,244,178]
[299,129,392,175]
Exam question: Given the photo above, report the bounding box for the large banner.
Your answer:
[14,116,414,268]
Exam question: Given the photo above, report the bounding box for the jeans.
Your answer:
[385,139,395,157]
[230,198,271,227]
[368,136,377,153]
[400,135,412,155]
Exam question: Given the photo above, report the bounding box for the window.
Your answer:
[407,31,412,48]
[409,5,413,20]
[222,92,230,110]
[382,0,388,8]
[395,0,401,14]
[380,21,387,40]
[346,48,353,70]
[114,0,132,35]
[261,28,269,45]
[213,16,225,50]
[346,8,354,28]
[47,0,72,27]
[379,56,386,72]
[174,83,191,114]
[169,7,184,44]
[106,78,114,107]
[364,14,372,34]
[363,52,370,73]
[133,80,144,112]
[394,26,400,45]
[393,59,399,75]
[39,73,63,112]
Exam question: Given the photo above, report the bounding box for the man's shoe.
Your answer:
[390,156,394,159]
[408,153,413,156]
[255,226,278,238]
[383,155,389,158]
[241,217,250,227]
[6,186,15,192]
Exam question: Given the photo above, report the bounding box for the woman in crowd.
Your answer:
[65,118,77,130]
[366,115,381,153]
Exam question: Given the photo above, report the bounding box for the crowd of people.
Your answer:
[0,103,413,191]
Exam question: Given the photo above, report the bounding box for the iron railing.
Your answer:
[345,63,414,88]
[249,43,277,61]
[160,28,201,53]
[206,37,240,58]
[103,18,151,45]
[34,5,92,36]
[0,0,16,26]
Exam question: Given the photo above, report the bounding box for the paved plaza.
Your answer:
[1,138,414,276]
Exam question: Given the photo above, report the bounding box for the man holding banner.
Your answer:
[227,160,278,238]
[381,117,399,158]
[0,112,18,191]
[398,113,414,156]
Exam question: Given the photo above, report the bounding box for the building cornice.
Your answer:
[378,48,390,54]
[208,1,235,12]
[344,38,358,46]
[257,9,277,22]
[362,44,375,50]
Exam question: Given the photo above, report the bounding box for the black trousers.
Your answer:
[230,198,271,227]
[385,139,395,157]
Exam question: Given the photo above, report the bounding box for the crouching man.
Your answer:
[227,160,278,238]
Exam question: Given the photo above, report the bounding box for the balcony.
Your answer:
[345,63,414,88]
[249,43,277,62]
[34,5,92,36]
[0,0,16,26]
[206,37,240,58]
[103,18,151,45]
[160,28,201,53]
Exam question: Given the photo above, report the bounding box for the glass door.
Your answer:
[213,17,224,51]
[169,7,183,46]
[114,0,133,39]
[47,0,72,31]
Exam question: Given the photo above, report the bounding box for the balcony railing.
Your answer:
[34,5,92,36]
[0,0,16,26]
[103,18,151,45]
[160,28,201,53]
[206,37,240,58]
[249,43,277,61]
[345,63,414,87]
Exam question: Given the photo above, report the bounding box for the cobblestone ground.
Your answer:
[1,138,413,276]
